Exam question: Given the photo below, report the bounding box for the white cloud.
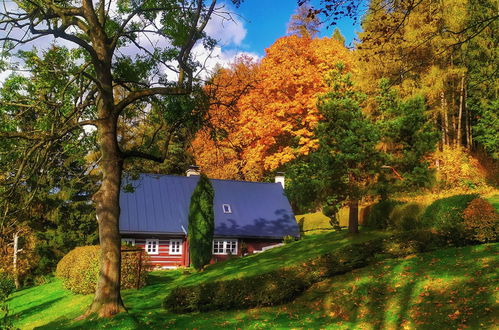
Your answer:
[204,10,247,46]
[0,2,253,85]
[192,43,259,80]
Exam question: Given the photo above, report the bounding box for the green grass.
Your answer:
[8,242,498,329]
[486,194,499,212]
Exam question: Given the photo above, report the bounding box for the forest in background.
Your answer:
[0,0,497,298]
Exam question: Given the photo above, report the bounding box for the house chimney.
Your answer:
[186,165,201,177]
[275,172,285,189]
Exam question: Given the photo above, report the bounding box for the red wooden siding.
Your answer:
[132,238,186,268]
[123,235,284,267]
[211,238,282,263]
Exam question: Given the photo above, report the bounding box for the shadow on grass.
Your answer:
[9,297,64,323]
[287,244,498,329]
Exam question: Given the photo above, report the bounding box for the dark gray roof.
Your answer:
[119,174,299,238]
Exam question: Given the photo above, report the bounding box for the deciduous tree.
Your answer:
[0,0,240,317]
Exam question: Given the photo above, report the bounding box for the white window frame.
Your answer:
[222,204,232,214]
[122,238,135,246]
[169,239,183,255]
[145,239,159,255]
[212,239,238,255]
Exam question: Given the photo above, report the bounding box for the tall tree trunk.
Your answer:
[86,99,126,317]
[441,92,449,145]
[348,198,359,234]
[13,231,20,289]
[466,86,472,149]
[457,73,465,147]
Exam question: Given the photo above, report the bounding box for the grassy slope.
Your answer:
[8,231,384,329]
[8,242,498,329]
[486,194,499,212]
[298,193,499,235]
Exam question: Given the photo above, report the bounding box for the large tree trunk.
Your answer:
[86,100,126,317]
[348,198,359,234]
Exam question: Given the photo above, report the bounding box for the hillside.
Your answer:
[7,233,498,329]
[297,194,499,235]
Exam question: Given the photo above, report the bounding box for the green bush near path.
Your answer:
[164,230,459,313]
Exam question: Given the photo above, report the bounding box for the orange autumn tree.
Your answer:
[192,56,260,180]
[193,35,353,180]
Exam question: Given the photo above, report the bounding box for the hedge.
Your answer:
[421,194,479,241]
[56,245,150,294]
[164,230,455,313]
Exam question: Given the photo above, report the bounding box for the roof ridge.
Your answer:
[135,173,279,185]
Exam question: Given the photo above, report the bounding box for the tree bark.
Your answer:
[457,73,465,147]
[348,198,359,234]
[441,92,448,145]
[13,231,20,289]
[86,115,125,317]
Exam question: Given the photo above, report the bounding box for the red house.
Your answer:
[119,169,299,268]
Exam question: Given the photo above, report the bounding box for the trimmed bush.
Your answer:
[363,200,403,230]
[421,194,478,241]
[463,198,499,243]
[189,173,215,270]
[164,231,455,313]
[390,202,426,231]
[56,245,149,294]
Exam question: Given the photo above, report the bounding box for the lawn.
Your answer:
[7,233,498,329]
[486,194,499,212]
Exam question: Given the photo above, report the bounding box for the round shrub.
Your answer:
[364,200,403,230]
[390,202,426,231]
[421,194,478,241]
[463,198,499,243]
[56,245,149,294]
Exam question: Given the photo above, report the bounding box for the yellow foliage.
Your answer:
[193,36,354,180]
[432,146,486,189]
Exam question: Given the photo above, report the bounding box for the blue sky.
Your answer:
[223,1,360,57]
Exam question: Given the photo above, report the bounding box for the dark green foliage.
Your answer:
[363,200,403,230]
[375,81,439,191]
[390,202,426,231]
[0,273,15,329]
[286,65,381,223]
[0,273,15,301]
[323,197,342,231]
[285,160,324,213]
[188,174,215,270]
[421,194,479,241]
[164,231,457,313]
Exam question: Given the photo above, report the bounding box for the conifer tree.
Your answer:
[188,174,215,270]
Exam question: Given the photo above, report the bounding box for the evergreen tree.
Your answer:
[332,28,346,46]
[188,174,215,270]
[375,80,440,192]
[287,64,381,233]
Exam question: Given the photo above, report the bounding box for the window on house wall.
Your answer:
[121,238,135,246]
[145,239,159,255]
[222,204,232,214]
[212,239,238,255]
[170,239,182,255]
